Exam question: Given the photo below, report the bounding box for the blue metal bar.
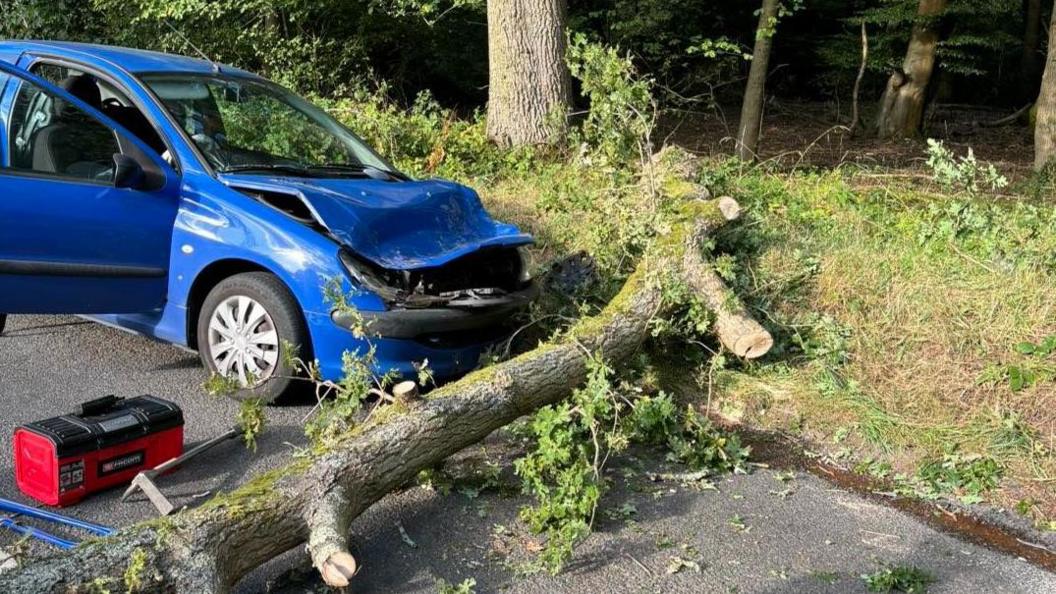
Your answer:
[0,498,113,537]
[0,499,113,537]
[0,518,76,550]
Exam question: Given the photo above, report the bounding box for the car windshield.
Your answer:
[140,74,395,176]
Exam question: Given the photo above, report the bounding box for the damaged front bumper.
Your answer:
[331,282,538,339]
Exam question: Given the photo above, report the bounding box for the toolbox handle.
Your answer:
[79,395,122,416]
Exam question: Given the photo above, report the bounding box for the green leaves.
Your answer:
[1007,366,1035,392]
[435,577,477,594]
[861,565,935,593]
[1015,342,1038,355]
[925,140,1009,197]
[903,446,1002,505]
[1015,336,1056,358]
[369,0,482,26]
[304,347,394,447]
[514,357,616,574]
[628,394,680,445]
[566,32,656,167]
[515,356,749,574]
[237,399,267,452]
[1005,336,1056,392]
[666,407,751,474]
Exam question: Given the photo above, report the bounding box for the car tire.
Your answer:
[196,272,309,403]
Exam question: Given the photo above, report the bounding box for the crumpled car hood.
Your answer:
[220,175,533,269]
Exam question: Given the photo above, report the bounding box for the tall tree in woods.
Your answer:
[1023,0,1045,99]
[736,0,782,161]
[486,0,572,147]
[1035,0,1056,170]
[875,0,947,139]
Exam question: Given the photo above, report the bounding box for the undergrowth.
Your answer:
[514,356,750,574]
[707,152,1056,520]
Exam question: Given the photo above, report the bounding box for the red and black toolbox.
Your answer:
[14,396,184,507]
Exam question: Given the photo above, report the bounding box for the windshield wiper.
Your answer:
[309,164,402,181]
[220,163,404,181]
[220,164,312,176]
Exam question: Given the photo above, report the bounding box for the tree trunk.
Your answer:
[1035,0,1056,170]
[486,0,572,147]
[736,0,781,161]
[0,166,771,593]
[1022,0,1044,100]
[875,0,947,139]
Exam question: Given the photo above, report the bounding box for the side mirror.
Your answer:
[113,153,147,190]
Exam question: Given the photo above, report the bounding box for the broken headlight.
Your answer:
[517,247,533,284]
[339,250,401,302]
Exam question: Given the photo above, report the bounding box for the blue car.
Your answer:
[0,42,536,401]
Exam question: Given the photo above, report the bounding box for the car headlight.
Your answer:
[339,250,400,302]
[517,247,533,283]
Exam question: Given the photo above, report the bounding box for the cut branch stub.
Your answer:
[306,485,356,588]
[393,381,422,407]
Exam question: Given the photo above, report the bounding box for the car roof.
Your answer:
[0,41,257,78]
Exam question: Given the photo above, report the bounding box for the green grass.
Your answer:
[704,164,1056,518]
[474,156,1056,525]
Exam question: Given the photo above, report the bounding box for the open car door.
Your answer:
[0,61,180,314]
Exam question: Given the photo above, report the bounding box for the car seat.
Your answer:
[30,75,118,179]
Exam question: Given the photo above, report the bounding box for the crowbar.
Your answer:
[121,426,243,516]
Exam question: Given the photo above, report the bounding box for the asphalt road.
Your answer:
[2,314,1055,593]
[0,314,315,545]
[278,463,1056,594]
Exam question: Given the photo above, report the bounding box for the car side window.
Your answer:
[7,75,120,183]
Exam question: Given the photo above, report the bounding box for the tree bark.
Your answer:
[875,0,947,139]
[0,172,771,593]
[1035,0,1056,170]
[486,0,572,147]
[1022,0,1045,100]
[736,0,782,161]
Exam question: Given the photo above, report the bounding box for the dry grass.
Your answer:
[475,146,1056,522]
[707,168,1056,519]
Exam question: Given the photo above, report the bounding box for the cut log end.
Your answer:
[717,197,741,222]
[307,486,355,587]
[393,381,419,400]
[393,381,422,408]
[320,552,358,588]
[732,331,774,360]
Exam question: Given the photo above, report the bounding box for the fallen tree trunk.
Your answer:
[0,197,767,593]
